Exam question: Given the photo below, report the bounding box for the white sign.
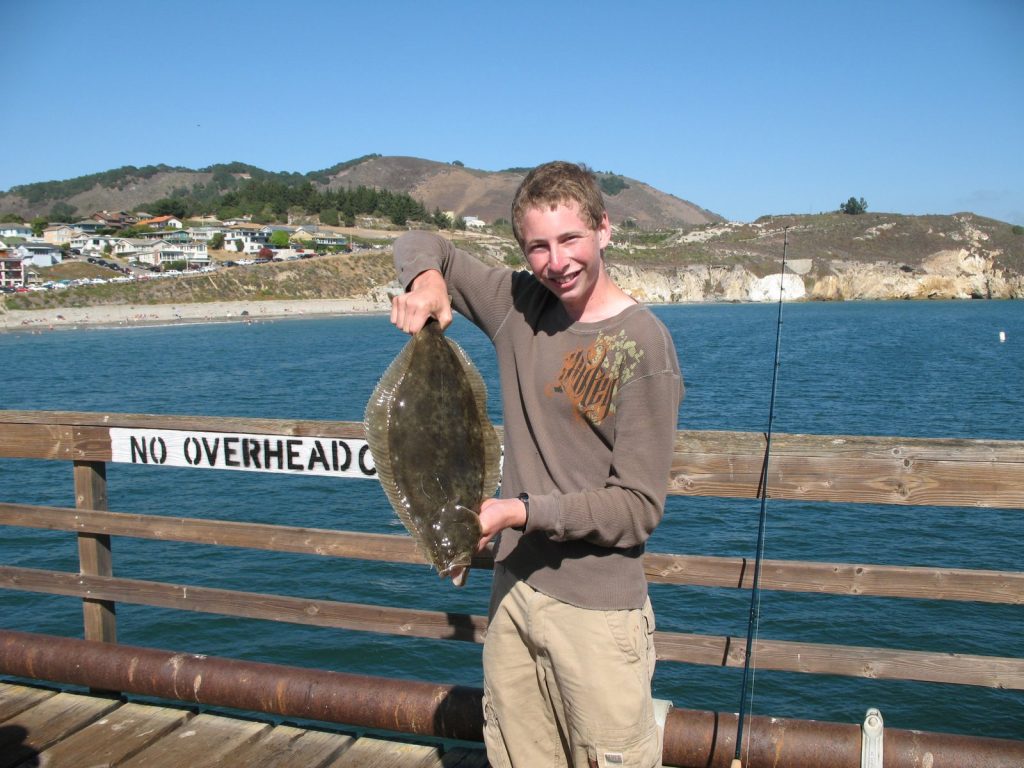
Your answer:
[110,428,376,479]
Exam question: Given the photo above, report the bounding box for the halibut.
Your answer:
[364,321,500,582]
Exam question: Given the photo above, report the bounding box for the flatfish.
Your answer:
[365,321,501,583]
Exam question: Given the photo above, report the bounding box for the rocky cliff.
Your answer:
[606,213,1024,302]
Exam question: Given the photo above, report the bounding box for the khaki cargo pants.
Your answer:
[482,580,661,768]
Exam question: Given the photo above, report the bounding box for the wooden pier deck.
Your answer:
[0,681,489,768]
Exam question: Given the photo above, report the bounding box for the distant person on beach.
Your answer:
[390,161,683,767]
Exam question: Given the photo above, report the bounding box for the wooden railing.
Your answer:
[1,410,1022,695]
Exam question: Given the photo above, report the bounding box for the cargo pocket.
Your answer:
[481,686,513,768]
[586,717,662,768]
[641,598,656,682]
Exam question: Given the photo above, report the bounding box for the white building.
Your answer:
[14,243,63,268]
[0,222,33,239]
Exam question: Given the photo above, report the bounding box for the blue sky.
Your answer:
[2,0,1021,225]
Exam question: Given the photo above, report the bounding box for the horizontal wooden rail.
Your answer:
[2,410,1023,507]
[2,409,1023,720]
[2,503,1021,604]
[1,565,1020,691]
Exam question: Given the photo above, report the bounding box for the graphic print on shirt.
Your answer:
[546,330,644,426]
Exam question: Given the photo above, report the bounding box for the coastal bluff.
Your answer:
[611,245,1023,302]
[607,212,1024,302]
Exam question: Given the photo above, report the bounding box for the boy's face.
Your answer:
[520,201,611,318]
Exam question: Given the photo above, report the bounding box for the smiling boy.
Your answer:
[391,161,683,767]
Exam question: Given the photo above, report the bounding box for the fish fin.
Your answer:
[448,566,470,587]
[364,338,419,535]
[447,338,502,497]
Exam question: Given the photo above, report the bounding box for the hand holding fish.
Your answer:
[391,269,453,334]
[476,497,528,552]
[446,498,527,587]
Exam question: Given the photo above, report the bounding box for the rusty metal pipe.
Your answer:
[0,629,482,741]
[1,630,1021,768]
[661,706,1024,767]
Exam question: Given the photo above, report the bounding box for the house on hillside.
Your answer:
[137,215,183,230]
[186,226,223,243]
[70,234,118,256]
[73,220,105,234]
[14,243,63,268]
[91,211,137,229]
[0,222,33,240]
[223,223,268,254]
[43,224,84,245]
[289,226,315,244]
[290,225,347,249]
[112,238,150,258]
[138,228,189,243]
[463,216,486,229]
[0,248,25,288]
[132,240,209,269]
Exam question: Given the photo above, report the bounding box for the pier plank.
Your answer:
[30,700,193,767]
[225,724,355,767]
[0,690,118,768]
[0,684,486,768]
[117,712,270,768]
[0,681,55,720]
[325,735,449,767]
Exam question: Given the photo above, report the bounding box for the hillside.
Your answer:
[319,156,720,228]
[4,211,1022,317]
[0,156,720,229]
[604,212,1024,302]
[5,251,396,311]
[608,211,1024,274]
[3,156,1022,309]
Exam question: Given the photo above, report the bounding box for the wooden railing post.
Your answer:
[73,460,116,643]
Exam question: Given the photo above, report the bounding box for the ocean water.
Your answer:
[0,300,1021,739]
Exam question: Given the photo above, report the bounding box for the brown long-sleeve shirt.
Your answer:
[395,231,683,611]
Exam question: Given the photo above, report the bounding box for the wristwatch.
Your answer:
[515,492,529,532]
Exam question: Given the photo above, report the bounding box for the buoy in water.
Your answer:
[999,330,1006,343]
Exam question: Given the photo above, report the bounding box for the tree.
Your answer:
[30,216,48,237]
[151,197,190,218]
[269,230,290,248]
[433,207,452,229]
[209,232,225,250]
[839,196,868,215]
[50,201,78,221]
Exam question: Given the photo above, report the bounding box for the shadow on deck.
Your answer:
[0,681,488,768]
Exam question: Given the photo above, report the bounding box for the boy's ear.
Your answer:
[597,212,612,249]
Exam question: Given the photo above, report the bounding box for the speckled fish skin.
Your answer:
[365,321,501,579]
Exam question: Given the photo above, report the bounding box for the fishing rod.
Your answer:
[731,226,788,768]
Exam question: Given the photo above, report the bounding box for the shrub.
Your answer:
[839,197,868,215]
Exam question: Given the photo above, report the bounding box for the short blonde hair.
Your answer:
[511,161,606,247]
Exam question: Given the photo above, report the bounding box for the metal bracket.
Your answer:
[861,707,884,768]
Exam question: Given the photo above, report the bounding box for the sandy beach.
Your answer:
[0,298,392,332]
